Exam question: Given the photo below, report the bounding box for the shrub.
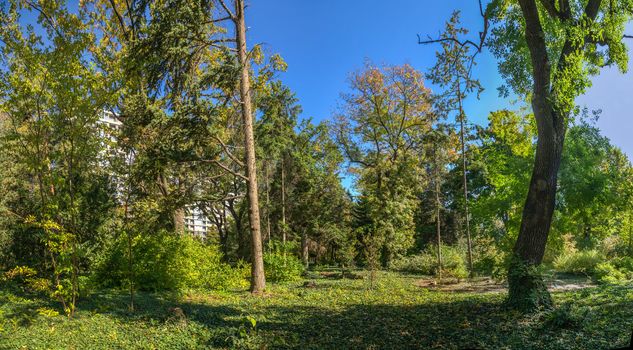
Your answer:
[440,246,469,279]
[1,265,50,295]
[553,249,603,275]
[263,244,304,283]
[541,303,587,329]
[93,231,248,291]
[613,256,633,272]
[389,253,436,275]
[471,237,506,279]
[389,245,468,279]
[2,265,37,284]
[594,262,629,284]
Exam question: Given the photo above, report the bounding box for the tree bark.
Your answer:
[301,230,309,268]
[435,146,443,282]
[508,0,571,311]
[281,156,286,245]
[508,119,562,310]
[235,0,266,293]
[173,208,185,234]
[457,82,473,278]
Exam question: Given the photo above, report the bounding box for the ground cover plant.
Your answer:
[2,271,633,349]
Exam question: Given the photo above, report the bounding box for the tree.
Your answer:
[334,63,434,266]
[487,0,633,310]
[256,81,301,247]
[231,0,266,293]
[427,11,484,277]
[473,110,536,246]
[0,0,114,316]
[424,124,459,281]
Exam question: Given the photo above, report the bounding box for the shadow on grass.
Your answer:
[4,284,633,349]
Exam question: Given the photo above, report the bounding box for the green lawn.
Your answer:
[1,271,632,349]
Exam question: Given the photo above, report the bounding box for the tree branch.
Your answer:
[217,0,236,21]
[538,0,561,19]
[418,0,489,54]
[213,135,244,167]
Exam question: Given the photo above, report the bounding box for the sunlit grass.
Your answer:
[1,271,631,349]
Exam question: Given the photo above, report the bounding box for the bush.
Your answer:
[553,249,603,275]
[389,253,436,275]
[1,265,50,295]
[263,244,304,283]
[389,245,468,279]
[612,256,633,272]
[471,237,506,279]
[595,262,629,284]
[93,231,249,291]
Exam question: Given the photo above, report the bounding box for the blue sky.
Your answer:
[248,0,633,158]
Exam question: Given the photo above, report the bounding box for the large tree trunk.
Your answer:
[508,112,563,310]
[506,0,573,312]
[173,208,185,234]
[508,0,603,311]
[235,0,266,293]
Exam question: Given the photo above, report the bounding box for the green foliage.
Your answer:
[263,244,304,283]
[390,245,468,279]
[0,266,50,295]
[389,252,436,275]
[553,249,603,276]
[93,232,248,291]
[541,303,587,330]
[507,257,553,312]
[488,0,633,107]
[227,315,262,349]
[336,63,435,266]
[2,265,37,283]
[594,262,629,284]
[3,272,633,349]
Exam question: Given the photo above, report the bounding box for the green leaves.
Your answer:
[488,0,633,110]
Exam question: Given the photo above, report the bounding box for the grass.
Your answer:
[1,270,633,349]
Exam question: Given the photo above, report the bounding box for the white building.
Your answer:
[97,111,213,238]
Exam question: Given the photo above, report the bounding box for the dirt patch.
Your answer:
[415,277,506,293]
[415,276,594,294]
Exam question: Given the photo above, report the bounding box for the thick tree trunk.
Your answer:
[173,208,185,234]
[235,0,266,293]
[508,97,564,310]
[507,0,573,312]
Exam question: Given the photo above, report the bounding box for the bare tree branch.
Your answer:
[418,0,489,54]
[213,135,244,167]
[217,0,236,21]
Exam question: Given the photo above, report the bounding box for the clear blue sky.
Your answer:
[248,0,633,158]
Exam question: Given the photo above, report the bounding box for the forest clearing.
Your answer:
[3,271,632,349]
[3,0,633,349]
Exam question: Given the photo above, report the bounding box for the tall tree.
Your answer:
[230,0,266,293]
[0,0,114,316]
[334,63,434,266]
[427,11,483,277]
[487,0,633,310]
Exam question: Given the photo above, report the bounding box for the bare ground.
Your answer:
[415,274,594,293]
